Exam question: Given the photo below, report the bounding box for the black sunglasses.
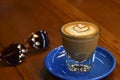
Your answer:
[0,30,49,66]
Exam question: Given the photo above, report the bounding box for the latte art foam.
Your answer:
[61,21,99,38]
[73,24,89,32]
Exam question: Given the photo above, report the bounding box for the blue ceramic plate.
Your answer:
[45,46,116,80]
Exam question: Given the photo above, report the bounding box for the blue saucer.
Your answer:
[45,46,116,80]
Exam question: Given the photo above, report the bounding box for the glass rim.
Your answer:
[60,21,100,39]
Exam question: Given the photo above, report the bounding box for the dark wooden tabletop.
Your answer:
[0,0,120,80]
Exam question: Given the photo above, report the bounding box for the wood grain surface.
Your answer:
[0,0,120,80]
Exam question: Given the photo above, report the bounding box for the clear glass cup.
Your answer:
[60,21,100,72]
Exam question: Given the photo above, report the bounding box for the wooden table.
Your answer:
[0,0,120,80]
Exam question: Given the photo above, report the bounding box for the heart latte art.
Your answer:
[61,21,99,38]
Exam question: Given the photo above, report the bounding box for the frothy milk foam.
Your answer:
[61,21,99,38]
[61,21,99,61]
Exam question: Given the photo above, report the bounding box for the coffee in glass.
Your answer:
[61,21,100,72]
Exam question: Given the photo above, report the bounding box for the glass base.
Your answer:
[66,55,93,72]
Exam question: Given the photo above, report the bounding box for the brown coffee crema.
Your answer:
[61,21,99,38]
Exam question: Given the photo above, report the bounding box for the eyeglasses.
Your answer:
[0,30,49,66]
